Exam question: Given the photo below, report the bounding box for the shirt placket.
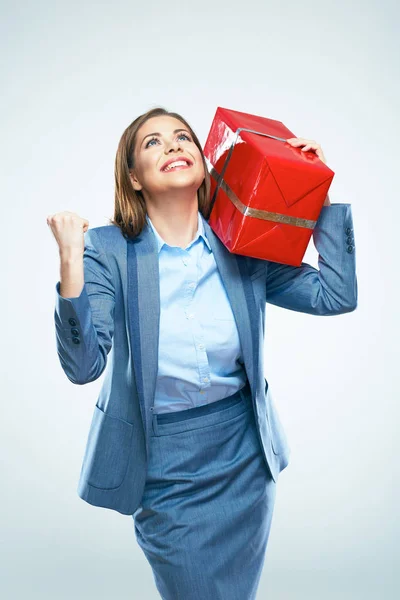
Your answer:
[181,245,211,396]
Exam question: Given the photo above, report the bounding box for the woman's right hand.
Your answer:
[47,211,89,257]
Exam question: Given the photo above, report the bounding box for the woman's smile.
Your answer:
[162,161,193,173]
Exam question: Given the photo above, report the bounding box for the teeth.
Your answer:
[163,160,190,171]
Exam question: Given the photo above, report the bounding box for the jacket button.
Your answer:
[345,227,353,235]
[346,236,354,244]
[68,318,77,326]
[347,245,354,253]
[72,337,80,345]
[71,328,79,336]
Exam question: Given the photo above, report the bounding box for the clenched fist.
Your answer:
[47,211,89,256]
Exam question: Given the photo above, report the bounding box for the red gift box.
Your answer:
[203,107,335,266]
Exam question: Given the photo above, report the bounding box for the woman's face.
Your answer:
[130,115,205,200]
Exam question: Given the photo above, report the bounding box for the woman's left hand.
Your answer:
[286,137,331,206]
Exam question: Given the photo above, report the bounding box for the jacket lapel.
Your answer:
[201,217,257,398]
[127,223,160,442]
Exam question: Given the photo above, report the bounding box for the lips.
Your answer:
[160,156,193,172]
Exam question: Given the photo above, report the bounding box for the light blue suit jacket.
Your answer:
[54,204,357,515]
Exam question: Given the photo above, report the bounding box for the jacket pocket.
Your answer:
[81,405,134,490]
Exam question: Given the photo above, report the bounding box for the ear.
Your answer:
[129,170,143,191]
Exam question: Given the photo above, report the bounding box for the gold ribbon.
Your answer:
[208,127,317,230]
[209,165,317,229]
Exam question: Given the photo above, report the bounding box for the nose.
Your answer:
[164,137,183,153]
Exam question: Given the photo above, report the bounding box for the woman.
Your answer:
[48,107,357,599]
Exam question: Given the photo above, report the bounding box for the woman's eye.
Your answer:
[145,137,159,148]
[145,133,192,149]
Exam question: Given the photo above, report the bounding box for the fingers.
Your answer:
[286,138,327,165]
[286,137,319,149]
[46,212,89,253]
[287,138,317,144]
[46,212,88,227]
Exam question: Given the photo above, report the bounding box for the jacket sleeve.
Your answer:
[265,204,358,315]
[53,228,115,384]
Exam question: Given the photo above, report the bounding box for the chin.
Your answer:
[165,175,203,191]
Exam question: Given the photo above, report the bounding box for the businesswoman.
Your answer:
[48,106,357,600]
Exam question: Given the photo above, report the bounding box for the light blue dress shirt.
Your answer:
[146,211,247,414]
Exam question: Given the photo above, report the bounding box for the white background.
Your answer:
[1,0,398,598]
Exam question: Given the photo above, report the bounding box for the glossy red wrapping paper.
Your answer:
[203,107,335,266]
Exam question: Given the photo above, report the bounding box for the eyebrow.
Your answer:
[141,128,190,147]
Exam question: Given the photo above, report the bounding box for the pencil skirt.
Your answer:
[132,381,277,600]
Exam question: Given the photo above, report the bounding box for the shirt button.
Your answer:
[198,344,205,350]
[188,283,195,289]
[189,313,195,319]
[203,377,209,382]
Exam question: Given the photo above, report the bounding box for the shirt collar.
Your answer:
[146,211,211,254]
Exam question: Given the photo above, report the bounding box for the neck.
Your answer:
[145,194,199,249]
